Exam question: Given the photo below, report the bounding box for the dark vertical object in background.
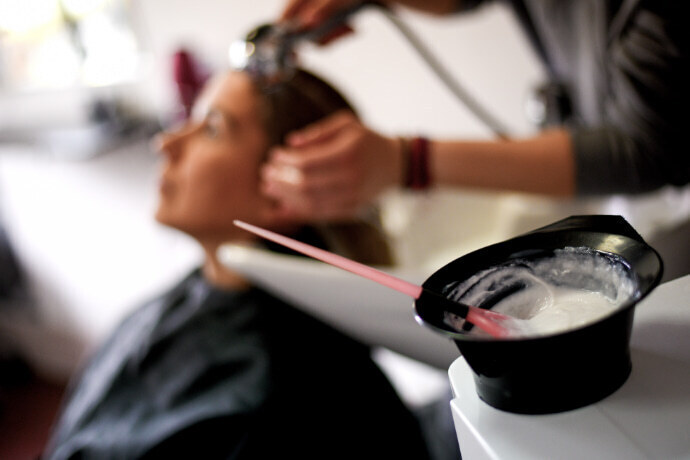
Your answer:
[172,49,208,120]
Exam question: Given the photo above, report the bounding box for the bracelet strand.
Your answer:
[407,136,431,190]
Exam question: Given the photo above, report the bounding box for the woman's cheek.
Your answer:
[215,167,259,213]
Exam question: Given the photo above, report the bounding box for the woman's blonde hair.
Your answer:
[256,69,393,266]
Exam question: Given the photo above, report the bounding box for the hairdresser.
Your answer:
[262,0,688,221]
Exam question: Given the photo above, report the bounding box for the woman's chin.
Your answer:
[153,207,182,231]
[153,206,168,225]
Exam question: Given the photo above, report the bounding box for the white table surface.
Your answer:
[448,274,690,460]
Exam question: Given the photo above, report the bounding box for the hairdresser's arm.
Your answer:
[431,129,575,196]
[261,111,574,220]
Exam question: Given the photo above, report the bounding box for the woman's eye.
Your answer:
[204,122,219,138]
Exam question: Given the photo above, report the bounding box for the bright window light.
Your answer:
[0,0,60,36]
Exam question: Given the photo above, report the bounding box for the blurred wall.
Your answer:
[131,0,543,136]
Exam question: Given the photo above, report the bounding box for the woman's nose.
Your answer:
[152,126,188,158]
[152,132,174,155]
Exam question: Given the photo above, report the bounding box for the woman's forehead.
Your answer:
[192,71,260,121]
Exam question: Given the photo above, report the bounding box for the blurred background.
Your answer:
[1,1,688,457]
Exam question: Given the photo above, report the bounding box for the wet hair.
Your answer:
[258,69,357,147]
[254,69,393,266]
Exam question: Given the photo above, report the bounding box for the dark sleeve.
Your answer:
[573,2,690,195]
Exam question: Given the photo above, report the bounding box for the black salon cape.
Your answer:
[44,270,429,459]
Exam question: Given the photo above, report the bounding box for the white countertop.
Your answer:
[448,274,690,460]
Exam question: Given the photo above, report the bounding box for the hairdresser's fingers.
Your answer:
[261,112,403,222]
[263,138,402,222]
[267,121,401,194]
[269,143,349,174]
[261,156,366,220]
[316,24,354,45]
[302,0,363,30]
[274,119,398,184]
[280,0,310,22]
[266,185,363,221]
[280,0,359,30]
[262,155,360,198]
[263,170,377,221]
[264,143,363,198]
[280,0,329,25]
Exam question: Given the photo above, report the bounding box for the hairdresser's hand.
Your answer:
[280,0,456,29]
[261,110,403,220]
[279,0,364,44]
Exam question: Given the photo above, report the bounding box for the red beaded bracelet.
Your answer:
[404,136,431,190]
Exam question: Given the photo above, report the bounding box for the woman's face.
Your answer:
[155,71,274,242]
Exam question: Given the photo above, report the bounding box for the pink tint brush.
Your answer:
[233,220,513,338]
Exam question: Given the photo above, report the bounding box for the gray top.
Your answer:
[461,0,689,195]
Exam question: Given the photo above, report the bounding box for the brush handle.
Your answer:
[234,220,422,298]
[233,220,510,338]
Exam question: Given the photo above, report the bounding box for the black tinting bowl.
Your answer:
[415,215,663,414]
